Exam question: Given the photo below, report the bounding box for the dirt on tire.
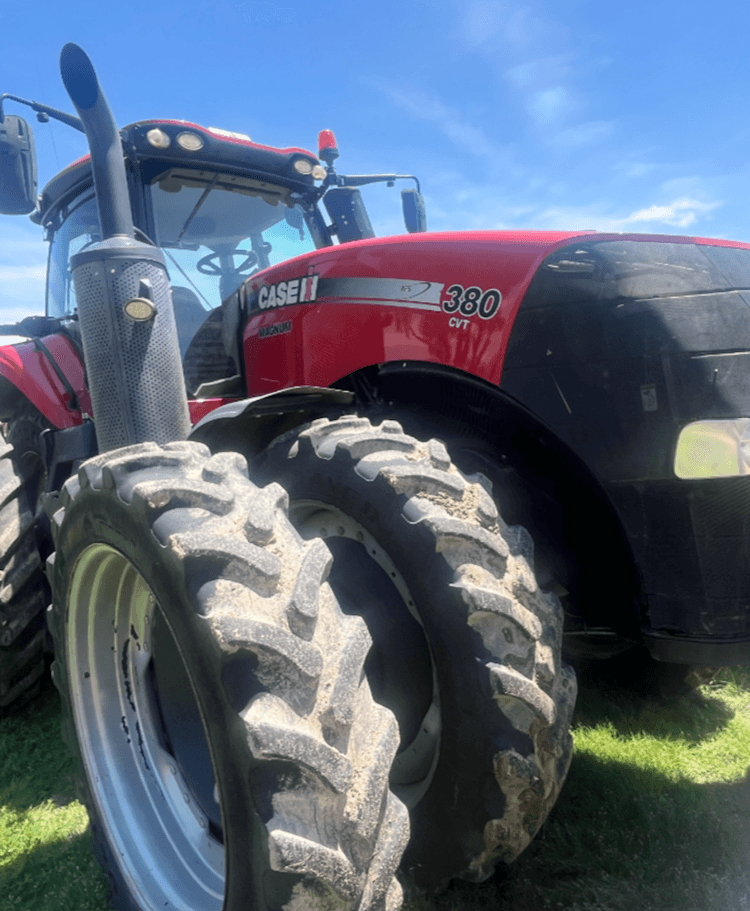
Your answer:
[254,415,577,889]
[49,440,409,911]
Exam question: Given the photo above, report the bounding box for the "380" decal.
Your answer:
[441,284,502,320]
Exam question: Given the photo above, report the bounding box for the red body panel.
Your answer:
[188,398,235,424]
[0,334,90,427]
[241,230,573,393]
[7,230,750,434]
[0,336,230,430]
[241,230,750,395]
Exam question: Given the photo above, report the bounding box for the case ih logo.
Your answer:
[258,274,319,309]
[250,274,503,330]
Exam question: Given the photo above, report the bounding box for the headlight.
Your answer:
[176,131,204,151]
[674,419,750,479]
[146,128,170,149]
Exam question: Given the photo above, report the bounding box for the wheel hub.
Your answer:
[66,544,224,911]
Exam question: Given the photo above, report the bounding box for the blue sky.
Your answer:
[1,0,748,324]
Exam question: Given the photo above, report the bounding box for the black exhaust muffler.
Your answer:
[60,43,190,452]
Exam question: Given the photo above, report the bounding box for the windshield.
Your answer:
[47,193,99,319]
[149,168,317,311]
[47,169,318,367]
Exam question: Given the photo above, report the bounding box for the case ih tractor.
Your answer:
[0,42,748,911]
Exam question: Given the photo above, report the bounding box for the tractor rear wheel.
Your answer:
[49,440,408,911]
[254,416,577,889]
[0,424,50,713]
[5,405,53,521]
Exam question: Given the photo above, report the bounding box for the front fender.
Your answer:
[0,334,89,427]
[188,386,353,456]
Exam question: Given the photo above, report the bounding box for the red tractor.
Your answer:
[1,43,747,911]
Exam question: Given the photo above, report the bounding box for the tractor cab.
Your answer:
[34,121,329,394]
[45,162,320,328]
[1,106,426,395]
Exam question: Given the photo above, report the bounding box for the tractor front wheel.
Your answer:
[49,440,408,911]
[254,416,577,889]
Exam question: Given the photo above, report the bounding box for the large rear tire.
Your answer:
[0,426,49,713]
[49,440,408,911]
[254,416,577,889]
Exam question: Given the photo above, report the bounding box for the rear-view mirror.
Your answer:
[401,188,426,233]
[0,115,38,215]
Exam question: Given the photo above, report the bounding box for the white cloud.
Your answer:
[659,176,716,198]
[0,264,46,322]
[461,0,560,53]
[0,263,47,282]
[553,119,614,148]
[373,83,504,162]
[527,196,722,234]
[0,234,46,264]
[459,3,613,147]
[622,162,659,179]
[620,197,721,230]
[506,55,574,91]
[0,220,48,319]
[528,86,572,127]
[462,0,506,46]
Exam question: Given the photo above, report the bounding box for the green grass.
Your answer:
[0,685,108,911]
[2,663,750,911]
[410,662,750,911]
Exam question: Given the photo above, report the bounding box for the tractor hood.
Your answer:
[239,228,750,325]
[238,229,750,392]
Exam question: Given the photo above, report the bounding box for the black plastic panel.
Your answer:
[503,238,750,648]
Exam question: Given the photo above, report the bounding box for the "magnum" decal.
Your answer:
[258,320,292,338]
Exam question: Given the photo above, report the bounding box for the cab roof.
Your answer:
[33,119,321,224]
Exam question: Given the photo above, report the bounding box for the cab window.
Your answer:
[46,193,100,319]
[148,168,317,313]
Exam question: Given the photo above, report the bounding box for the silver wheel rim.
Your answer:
[66,543,224,911]
[290,501,441,806]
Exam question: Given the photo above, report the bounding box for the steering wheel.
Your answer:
[197,250,258,276]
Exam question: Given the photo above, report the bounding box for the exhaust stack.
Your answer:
[59,43,190,452]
